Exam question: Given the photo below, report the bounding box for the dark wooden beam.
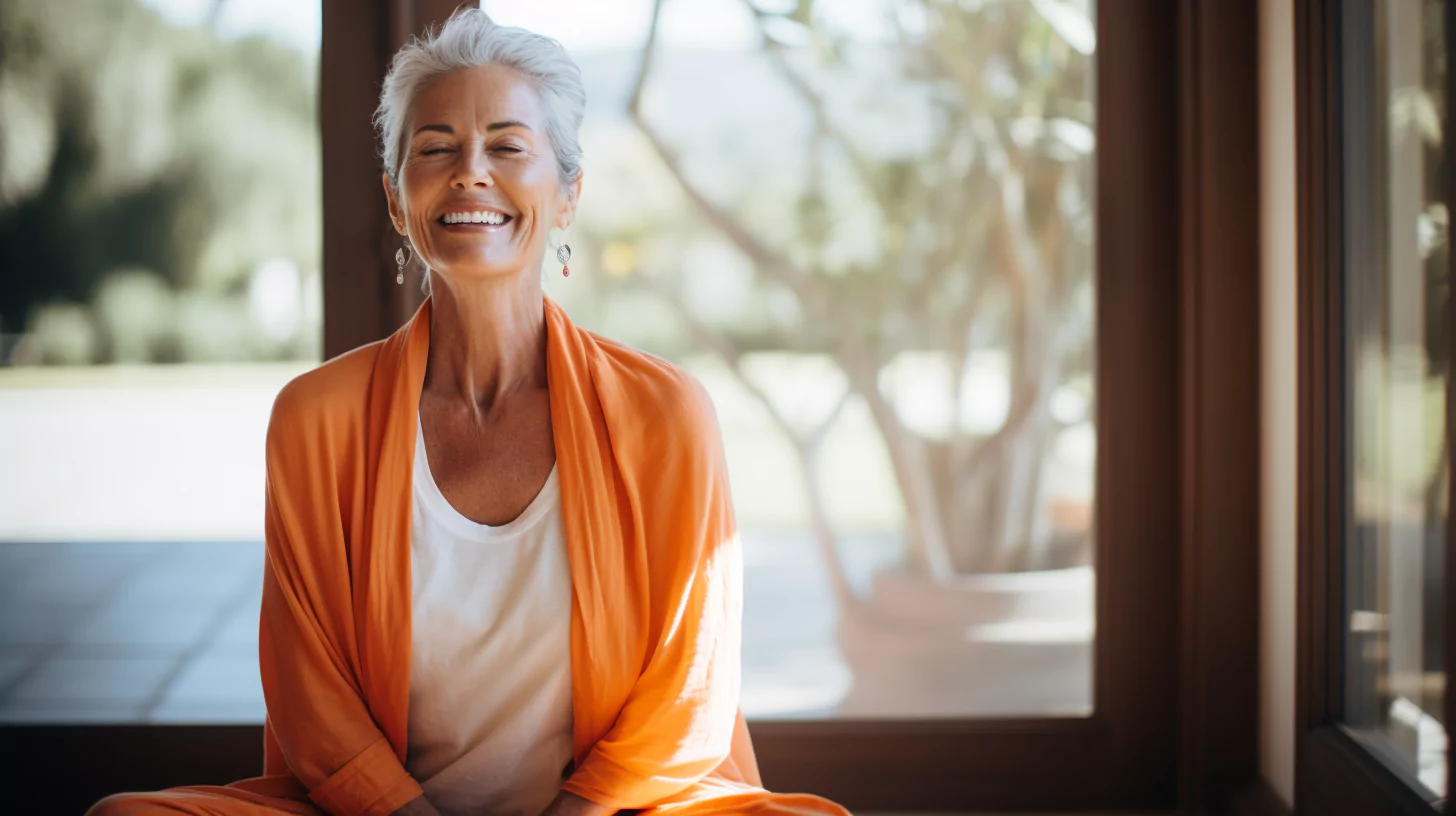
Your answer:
[321,0,477,360]
[321,0,392,359]
[1177,0,1263,812]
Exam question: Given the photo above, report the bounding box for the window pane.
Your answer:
[0,0,320,723]
[1342,0,1448,801]
[487,0,1097,718]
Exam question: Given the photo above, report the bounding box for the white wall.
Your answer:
[1259,0,1297,807]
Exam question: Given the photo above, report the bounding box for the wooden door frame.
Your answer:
[1176,0,1264,812]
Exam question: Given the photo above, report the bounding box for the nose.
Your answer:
[451,141,495,189]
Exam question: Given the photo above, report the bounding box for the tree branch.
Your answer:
[629,0,813,300]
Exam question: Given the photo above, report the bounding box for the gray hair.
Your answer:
[374,8,586,195]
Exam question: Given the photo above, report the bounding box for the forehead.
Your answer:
[410,64,547,130]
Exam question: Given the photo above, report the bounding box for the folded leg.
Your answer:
[88,777,323,816]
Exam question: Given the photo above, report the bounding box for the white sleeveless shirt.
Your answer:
[406,422,575,816]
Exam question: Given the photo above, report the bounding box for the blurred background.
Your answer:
[0,0,1099,725]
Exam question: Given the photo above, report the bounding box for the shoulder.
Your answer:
[583,333,736,554]
[267,340,384,450]
[586,330,721,446]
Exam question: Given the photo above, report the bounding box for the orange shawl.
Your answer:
[239,296,846,816]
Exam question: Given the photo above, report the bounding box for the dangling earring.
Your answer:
[557,243,572,277]
[395,239,413,285]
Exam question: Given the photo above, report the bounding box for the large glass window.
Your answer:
[0,0,320,723]
[2,0,1099,726]
[1341,0,1448,802]
[487,0,1097,718]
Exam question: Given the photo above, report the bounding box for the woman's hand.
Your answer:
[538,790,616,816]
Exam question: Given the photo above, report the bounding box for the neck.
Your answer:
[423,268,547,419]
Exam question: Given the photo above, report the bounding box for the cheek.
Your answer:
[400,184,428,223]
[519,180,565,228]
[399,160,445,212]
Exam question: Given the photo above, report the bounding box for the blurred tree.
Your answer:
[0,0,319,362]
[628,0,1096,583]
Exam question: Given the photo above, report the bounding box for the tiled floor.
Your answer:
[0,537,1093,724]
[0,541,266,723]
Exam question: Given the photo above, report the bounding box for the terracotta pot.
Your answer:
[834,567,1094,717]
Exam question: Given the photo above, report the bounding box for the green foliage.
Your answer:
[0,0,319,362]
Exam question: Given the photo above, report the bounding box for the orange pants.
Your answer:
[88,785,841,816]
[87,777,323,816]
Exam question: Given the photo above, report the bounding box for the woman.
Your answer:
[90,9,850,816]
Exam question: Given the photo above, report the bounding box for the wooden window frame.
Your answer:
[1294,0,1455,813]
[5,1,1273,813]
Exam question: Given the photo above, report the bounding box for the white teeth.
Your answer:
[443,210,507,225]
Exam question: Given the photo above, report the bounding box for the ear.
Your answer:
[554,171,583,231]
[382,173,408,235]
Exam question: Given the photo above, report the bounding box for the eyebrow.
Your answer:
[412,121,533,137]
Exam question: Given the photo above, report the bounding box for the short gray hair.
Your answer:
[374,8,586,194]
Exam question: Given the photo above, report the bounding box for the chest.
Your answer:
[417,389,556,527]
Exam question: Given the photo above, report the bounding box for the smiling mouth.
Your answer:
[439,211,514,227]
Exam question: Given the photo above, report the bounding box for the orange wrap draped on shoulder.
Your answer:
[90,296,849,816]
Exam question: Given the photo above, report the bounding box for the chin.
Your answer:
[434,256,530,284]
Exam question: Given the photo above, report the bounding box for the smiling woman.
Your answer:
[84,8,849,816]
[374,13,585,301]
[381,63,580,296]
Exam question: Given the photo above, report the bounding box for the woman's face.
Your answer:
[384,64,580,284]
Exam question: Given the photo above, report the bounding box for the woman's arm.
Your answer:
[558,376,744,810]
[260,382,425,816]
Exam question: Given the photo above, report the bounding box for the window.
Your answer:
[1298,0,1452,811]
[7,1,1202,812]
[1341,0,1448,801]
[0,0,321,724]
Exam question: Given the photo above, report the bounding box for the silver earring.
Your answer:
[395,240,412,285]
[557,243,571,278]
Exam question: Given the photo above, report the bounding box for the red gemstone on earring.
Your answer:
[562,265,570,278]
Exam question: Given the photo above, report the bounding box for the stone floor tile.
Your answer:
[158,652,262,706]
[148,699,268,724]
[0,698,149,723]
[9,655,179,704]
[68,597,222,650]
[0,601,96,646]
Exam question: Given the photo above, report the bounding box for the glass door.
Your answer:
[1340,0,1448,804]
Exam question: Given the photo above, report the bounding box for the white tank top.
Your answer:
[406,421,574,816]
